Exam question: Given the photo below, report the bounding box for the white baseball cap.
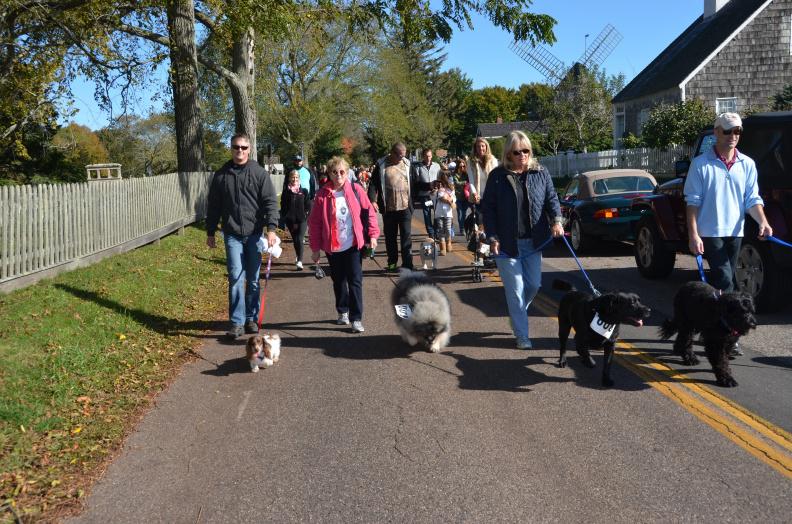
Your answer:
[714,112,742,130]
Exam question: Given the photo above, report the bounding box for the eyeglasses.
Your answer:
[511,149,531,156]
[722,127,742,136]
[331,169,346,175]
[231,144,249,151]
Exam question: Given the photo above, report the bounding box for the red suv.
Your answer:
[631,111,792,312]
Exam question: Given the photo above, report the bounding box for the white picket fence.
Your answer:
[0,172,212,293]
[539,145,692,178]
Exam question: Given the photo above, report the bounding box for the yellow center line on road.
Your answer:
[442,244,792,479]
[529,292,792,480]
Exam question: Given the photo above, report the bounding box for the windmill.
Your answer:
[509,24,623,87]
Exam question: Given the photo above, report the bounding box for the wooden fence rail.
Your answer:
[0,172,212,293]
[539,145,692,178]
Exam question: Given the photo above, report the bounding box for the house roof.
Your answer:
[476,120,547,138]
[612,0,770,104]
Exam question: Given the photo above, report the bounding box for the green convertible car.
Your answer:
[558,169,658,252]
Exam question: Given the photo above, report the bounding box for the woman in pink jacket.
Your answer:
[309,156,380,333]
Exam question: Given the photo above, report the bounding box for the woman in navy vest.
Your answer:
[481,131,564,350]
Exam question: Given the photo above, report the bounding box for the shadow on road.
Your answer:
[447,353,574,392]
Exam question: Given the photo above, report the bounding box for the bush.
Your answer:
[641,99,714,149]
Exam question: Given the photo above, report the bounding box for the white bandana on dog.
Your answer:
[590,312,616,339]
[395,304,413,319]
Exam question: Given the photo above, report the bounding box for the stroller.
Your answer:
[464,206,493,282]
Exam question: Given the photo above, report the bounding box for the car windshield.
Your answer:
[592,176,655,195]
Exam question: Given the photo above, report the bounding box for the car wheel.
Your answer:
[736,237,791,313]
[633,217,675,278]
[570,217,591,252]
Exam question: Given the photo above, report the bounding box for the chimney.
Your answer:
[496,116,503,124]
[704,0,729,19]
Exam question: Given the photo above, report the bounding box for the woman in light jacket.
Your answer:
[309,156,380,333]
[481,131,563,349]
[467,137,499,206]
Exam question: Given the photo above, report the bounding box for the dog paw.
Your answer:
[251,366,259,373]
[681,355,700,366]
[582,356,596,368]
[601,377,614,388]
[557,358,567,368]
[717,375,738,388]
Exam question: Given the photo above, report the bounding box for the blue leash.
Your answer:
[560,235,601,296]
[490,236,553,260]
[768,235,792,248]
[695,254,708,283]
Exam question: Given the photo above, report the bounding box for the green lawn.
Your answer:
[0,224,228,522]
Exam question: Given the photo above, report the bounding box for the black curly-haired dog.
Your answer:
[659,281,756,387]
[554,280,651,387]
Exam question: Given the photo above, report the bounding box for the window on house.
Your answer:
[614,113,625,139]
[716,97,738,114]
[638,109,650,135]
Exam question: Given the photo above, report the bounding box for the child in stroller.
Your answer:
[464,206,493,282]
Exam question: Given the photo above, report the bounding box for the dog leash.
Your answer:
[768,235,792,248]
[257,253,273,329]
[695,254,708,284]
[560,235,601,296]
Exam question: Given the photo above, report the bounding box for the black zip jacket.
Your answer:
[206,160,279,237]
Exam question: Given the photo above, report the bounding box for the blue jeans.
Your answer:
[494,238,543,340]
[419,203,435,238]
[703,237,742,292]
[456,200,469,236]
[224,233,262,326]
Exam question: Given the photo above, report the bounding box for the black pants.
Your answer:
[703,236,742,292]
[328,246,363,321]
[286,220,307,261]
[383,209,413,268]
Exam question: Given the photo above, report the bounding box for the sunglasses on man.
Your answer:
[722,127,742,136]
[231,144,249,151]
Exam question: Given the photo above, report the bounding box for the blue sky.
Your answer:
[67,0,703,129]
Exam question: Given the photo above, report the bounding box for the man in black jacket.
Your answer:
[206,133,279,338]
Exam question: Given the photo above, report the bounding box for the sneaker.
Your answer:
[728,341,744,359]
[226,324,244,339]
[516,337,533,350]
[244,320,259,334]
[296,261,303,270]
[351,320,365,333]
[337,312,350,325]
[386,263,398,273]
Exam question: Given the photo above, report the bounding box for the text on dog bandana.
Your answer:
[590,312,616,339]
[395,304,413,319]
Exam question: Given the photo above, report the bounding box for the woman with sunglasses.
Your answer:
[481,131,564,349]
[308,156,380,334]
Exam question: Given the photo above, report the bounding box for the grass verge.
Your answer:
[0,224,228,522]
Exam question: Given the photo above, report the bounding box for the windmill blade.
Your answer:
[509,40,566,86]
[579,24,623,69]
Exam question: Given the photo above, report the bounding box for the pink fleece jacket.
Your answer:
[308,182,380,254]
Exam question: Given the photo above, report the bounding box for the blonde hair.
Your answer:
[471,137,495,168]
[326,156,349,173]
[287,169,300,182]
[502,131,539,171]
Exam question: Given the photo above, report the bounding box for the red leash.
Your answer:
[257,254,273,329]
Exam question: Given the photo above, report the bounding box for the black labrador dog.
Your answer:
[659,281,756,387]
[555,280,651,387]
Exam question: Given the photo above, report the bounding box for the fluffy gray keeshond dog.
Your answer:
[391,269,451,352]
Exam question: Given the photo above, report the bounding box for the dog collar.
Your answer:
[719,317,739,337]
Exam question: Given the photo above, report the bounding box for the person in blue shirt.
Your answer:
[684,113,773,355]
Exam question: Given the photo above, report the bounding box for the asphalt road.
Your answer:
[70,219,792,523]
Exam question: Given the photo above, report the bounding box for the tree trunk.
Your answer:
[167,0,204,172]
[228,27,257,156]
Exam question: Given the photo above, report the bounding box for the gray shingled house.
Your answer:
[612,0,792,146]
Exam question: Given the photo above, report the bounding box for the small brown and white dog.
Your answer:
[245,333,281,372]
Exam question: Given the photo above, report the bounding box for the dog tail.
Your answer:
[658,318,678,340]
[552,279,574,292]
